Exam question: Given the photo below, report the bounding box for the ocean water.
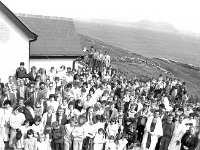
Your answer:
[75,21,200,67]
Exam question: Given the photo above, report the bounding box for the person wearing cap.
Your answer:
[141,110,163,150]
[51,121,65,150]
[184,113,196,131]
[15,62,27,80]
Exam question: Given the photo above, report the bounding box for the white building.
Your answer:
[0,2,83,82]
[0,1,37,82]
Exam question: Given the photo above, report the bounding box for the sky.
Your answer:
[2,0,200,33]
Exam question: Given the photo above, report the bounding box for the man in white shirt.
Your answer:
[104,51,111,68]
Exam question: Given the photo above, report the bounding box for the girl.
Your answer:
[31,116,44,136]
[117,135,128,150]
[93,128,105,150]
[1,100,12,149]
[36,133,50,150]
[105,135,116,150]
[106,118,118,138]
[24,129,37,150]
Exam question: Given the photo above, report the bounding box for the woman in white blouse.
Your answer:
[9,106,25,148]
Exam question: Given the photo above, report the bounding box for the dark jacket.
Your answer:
[25,89,45,107]
[15,67,27,79]
[56,114,68,125]
[52,125,66,143]
[27,72,39,82]
[23,107,35,125]
[181,132,198,150]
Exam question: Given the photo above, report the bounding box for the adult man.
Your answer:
[141,110,163,150]
[27,66,39,82]
[17,79,27,99]
[104,51,111,68]
[0,86,16,107]
[159,114,175,150]
[168,115,187,150]
[56,108,68,125]
[25,82,44,107]
[15,62,27,80]
[104,101,118,121]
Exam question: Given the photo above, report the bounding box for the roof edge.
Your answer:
[0,1,38,40]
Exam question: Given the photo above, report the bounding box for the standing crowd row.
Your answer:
[0,47,199,150]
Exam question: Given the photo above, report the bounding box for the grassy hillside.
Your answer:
[78,34,200,97]
[75,21,200,67]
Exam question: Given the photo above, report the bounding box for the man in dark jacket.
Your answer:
[51,121,66,150]
[159,114,175,150]
[15,62,27,80]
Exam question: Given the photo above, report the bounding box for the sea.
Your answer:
[75,21,200,67]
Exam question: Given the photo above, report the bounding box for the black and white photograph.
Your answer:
[0,0,200,150]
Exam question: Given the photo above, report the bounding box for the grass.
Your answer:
[78,33,200,98]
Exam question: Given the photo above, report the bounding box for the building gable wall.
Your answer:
[0,11,29,82]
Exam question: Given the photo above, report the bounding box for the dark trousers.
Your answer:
[127,131,138,147]
[137,124,145,143]
[155,137,162,150]
[82,137,94,150]
[53,142,64,150]
[159,136,171,150]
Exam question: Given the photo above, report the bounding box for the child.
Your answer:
[51,121,65,150]
[72,115,86,150]
[24,129,37,150]
[117,135,128,150]
[105,135,116,150]
[106,118,118,138]
[31,116,44,136]
[93,128,105,150]
[36,133,51,150]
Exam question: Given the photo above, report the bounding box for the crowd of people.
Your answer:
[0,46,199,150]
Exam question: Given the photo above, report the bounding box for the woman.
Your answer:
[64,117,75,150]
[1,100,13,149]
[181,126,198,150]
[42,106,56,133]
[40,69,47,82]
[9,106,25,148]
